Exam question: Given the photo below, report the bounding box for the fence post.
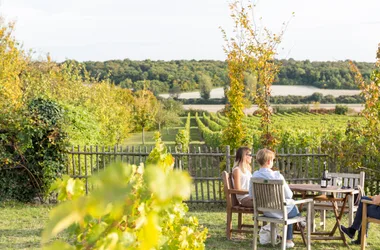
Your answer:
[178,144,183,171]
[226,145,230,172]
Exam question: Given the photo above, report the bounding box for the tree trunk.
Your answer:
[142,127,145,145]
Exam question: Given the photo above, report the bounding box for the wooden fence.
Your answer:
[66,145,380,204]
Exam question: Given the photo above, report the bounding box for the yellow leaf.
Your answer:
[138,212,160,250]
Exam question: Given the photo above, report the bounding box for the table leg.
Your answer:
[331,193,349,234]
[329,194,349,246]
[294,191,316,232]
[348,194,354,226]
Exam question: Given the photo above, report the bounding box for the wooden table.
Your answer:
[289,184,358,246]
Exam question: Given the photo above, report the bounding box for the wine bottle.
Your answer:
[320,161,328,188]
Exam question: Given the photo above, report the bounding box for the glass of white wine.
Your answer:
[336,177,343,188]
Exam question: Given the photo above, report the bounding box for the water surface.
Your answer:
[160,86,360,99]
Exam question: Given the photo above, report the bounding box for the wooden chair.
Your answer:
[221,171,254,239]
[360,199,380,250]
[251,178,312,250]
[314,171,365,230]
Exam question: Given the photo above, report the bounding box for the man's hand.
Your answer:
[372,195,380,205]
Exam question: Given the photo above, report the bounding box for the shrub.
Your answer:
[273,105,310,114]
[175,113,191,151]
[42,133,208,249]
[184,109,209,116]
[335,104,349,115]
[0,97,68,202]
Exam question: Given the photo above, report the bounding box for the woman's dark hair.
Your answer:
[235,146,251,164]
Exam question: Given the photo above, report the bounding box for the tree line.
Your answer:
[80,58,375,97]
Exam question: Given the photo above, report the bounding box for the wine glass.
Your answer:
[336,177,342,188]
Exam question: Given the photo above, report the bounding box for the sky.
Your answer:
[1,0,380,63]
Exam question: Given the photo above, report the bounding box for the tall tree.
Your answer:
[0,20,26,111]
[169,82,181,100]
[199,73,213,100]
[132,89,159,144]
[155,99,182,131]
[243,72,257,103]
[221,0,285,149]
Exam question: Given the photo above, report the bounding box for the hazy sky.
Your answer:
[1,0,380,62]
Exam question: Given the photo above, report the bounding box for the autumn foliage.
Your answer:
[221,1,285,149]
[0,19,158,201]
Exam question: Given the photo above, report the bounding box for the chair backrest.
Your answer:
[251,178,287,219]
[328,172,365,201]
[329,172,365,189]
[222,171,239,208]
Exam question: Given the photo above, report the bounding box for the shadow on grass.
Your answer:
[187,202,225,212]
[0,242,40,249]
[0,228,42,249]
[0,228,42,237]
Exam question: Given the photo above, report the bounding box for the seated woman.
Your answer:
[340,195,380,245]
[232,146,253,207]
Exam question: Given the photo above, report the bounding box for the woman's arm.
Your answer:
[232,168,242,190]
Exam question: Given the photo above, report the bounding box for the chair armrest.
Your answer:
[351,190,359,195]
[229,189,249,195]
[286,198,313,205]
[362,199,380,206]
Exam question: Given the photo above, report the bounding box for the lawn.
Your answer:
[123,127,204,147]
[1,202,380,249]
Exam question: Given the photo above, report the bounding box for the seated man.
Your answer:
[340,195,380,244]
[249,148,298,249]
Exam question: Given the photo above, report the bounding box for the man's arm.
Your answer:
[278,172,293,199]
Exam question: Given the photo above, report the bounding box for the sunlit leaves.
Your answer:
[338,44,380,169]
[221,0,283,149]
[42,135,207,249]
[138,212,160,250]
[0,19,26,111]
[49,175,84,201]
[145,167,191,202]
[146,132,175,173]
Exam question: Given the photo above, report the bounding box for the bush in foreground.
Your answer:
[42,133,207,249]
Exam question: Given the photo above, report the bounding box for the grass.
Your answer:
[123,128,179,145]
[2,201,380,249]
[0,201,64,250]
[123,116,204,147]
[123,128,204,147]
[188,206,380,250]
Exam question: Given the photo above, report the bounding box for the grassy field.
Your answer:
[1,201,380,250]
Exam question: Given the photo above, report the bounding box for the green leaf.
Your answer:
[41,198,86,243]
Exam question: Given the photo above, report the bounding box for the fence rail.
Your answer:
[66,145,380,203]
